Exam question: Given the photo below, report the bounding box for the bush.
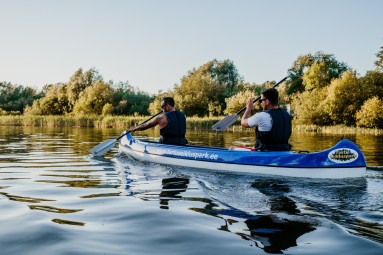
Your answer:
[290,88,331,125]
[224,90,258,115]
[356,96,383,128]
[102,103,114,116]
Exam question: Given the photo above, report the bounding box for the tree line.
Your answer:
[1,46,383,128]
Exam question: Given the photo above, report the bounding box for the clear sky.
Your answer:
[1,0,382,94]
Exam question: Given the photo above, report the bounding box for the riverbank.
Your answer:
[0,115,382,135]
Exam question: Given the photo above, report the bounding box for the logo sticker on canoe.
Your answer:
[328,148,358,163]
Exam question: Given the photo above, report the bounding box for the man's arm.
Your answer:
[130,117,160,132]
[241,98,254,128]
[130,115,168,132]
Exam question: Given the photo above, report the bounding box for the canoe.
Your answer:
[118,133,366,179]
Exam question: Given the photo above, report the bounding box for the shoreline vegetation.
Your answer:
[0,115,382,135]
[2,53,383,129]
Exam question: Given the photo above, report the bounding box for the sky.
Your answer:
[1,0,382,94]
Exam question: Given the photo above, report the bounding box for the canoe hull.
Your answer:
[118,134,366,179]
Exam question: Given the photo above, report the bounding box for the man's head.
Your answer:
[161,97,175,112]
[260,88,279,109]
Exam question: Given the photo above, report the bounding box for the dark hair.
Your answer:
[261,88,279,105]
[162,97,175,107]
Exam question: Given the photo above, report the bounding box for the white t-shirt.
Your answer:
[247,112,272,131]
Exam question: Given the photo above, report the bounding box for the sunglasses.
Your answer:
[260,98,268,102]
[161,103,167,109]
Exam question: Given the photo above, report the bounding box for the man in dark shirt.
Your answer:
[129,97,188,145]
[241,88,292,151]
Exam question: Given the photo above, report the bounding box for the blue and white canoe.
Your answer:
[119,133,366,179]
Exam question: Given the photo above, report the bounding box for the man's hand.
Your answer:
[246,98,254,111]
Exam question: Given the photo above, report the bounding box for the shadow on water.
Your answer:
[251,180,300,214]
[117,155,320,254]
[161,178,317,253]
[122,155,383,251]
[158,177,190,210]
[189,196,317,254]
[249,176,383,244]
[242,216,315,254]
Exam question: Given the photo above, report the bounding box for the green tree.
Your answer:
[25,97,61,115]
[73,81,114,115]
[359,70,383,100]
[67,68,102,109]
[175,73,223,116]
[356,96,383,128]
[208,101,222,117]
[303,62,330,90]
[174,59,242,116]
[0,82,42,114]
[287,53,315,94]
[303,53,349,91]
[375,45,383,71]
[24,83,69,115]
[323,71,363,125]
[102,103,114,116]
[287,52,349,93]
[291,88,331,125]
[208,59,242,98]
[224,90,258,115]
[112,81,152,115]
[277,82,290,106]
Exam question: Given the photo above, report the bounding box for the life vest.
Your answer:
[254,108,292,151]
[159,111,188,145]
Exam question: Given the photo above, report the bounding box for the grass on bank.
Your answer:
[0,115,382,135]
[0,115,221,129]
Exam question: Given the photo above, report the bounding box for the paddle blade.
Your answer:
[90,138,117,156]
[212,114,238,131]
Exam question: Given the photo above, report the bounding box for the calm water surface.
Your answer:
[0,126,382,255]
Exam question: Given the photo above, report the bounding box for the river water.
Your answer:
[0,126,382,255]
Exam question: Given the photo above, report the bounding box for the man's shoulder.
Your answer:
[254,111,272,118]
[174,110,186,118]
[267,108,290,115]
[249,111,272,123]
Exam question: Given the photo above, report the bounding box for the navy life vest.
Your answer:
[159,111,188,145]
[254,108,292,151]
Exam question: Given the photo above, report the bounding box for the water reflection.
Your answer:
[80,192,121,198]
[0,192,54,203]
[242,215,315,254]
[159,177,190,209]
[161,166,382,250]
[251,180,300,214]
[28,204,83,213]
[36,178,109,188]
[52,218,85,226]
[188,187,316,254]
[125,167,318,253]
[0,127,120,228]
[1,126,383,254]
[250,176,383,243]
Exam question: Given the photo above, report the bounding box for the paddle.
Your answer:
[212,76,288,131]
[90,110,163,156]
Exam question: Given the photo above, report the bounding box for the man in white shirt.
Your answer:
[241,88,292,151]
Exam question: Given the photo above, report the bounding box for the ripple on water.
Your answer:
[1,128,383,255]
